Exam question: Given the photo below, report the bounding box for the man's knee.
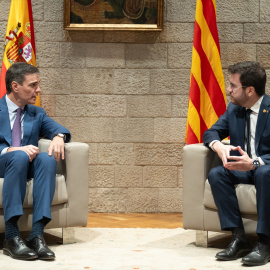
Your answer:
[1,151,29,178]
[254,165,270,177]
[35,153,56,164]
[6,151,29,167]
[34,153,57,173]
[208,166,225,186]
[254,166,270,186]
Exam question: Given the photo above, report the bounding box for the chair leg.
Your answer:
[62,227,75,244]
[196,230,208,247]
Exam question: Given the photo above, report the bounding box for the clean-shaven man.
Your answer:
[0,62,71,260]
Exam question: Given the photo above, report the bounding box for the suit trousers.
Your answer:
[0,150,56,224]
[208,165,270,236]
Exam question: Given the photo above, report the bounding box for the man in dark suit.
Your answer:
[0,62,71,260]
[203,61,270,266]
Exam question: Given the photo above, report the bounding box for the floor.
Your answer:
[86,213,183,229]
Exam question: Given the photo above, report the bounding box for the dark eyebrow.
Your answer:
[29,81,39,86]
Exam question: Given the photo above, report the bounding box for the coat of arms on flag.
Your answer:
[5,22,34,65]
[0,0,39,106]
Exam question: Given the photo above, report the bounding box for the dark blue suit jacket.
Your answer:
[0,96,71,153]
[203,94,270,164]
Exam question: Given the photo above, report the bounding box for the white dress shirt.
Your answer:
[1,95,25,155]
[247,96,264,165]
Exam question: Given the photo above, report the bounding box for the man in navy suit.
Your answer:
[0,62,71,260]
[203,61,270,266]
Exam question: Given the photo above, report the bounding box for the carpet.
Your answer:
[0,227,268,270]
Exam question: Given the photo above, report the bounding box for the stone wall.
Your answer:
[0,0,270,213]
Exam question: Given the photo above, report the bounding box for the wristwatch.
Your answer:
[252,159,260,169]
[55,133,66,140]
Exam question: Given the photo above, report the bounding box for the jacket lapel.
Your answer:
[0,96,12,146]
[255,94,270,153]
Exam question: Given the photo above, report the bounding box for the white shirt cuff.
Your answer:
[257,157,265,166]
[1,147,9,155]
[209,140,220,151]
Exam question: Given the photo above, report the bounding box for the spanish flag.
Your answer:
[0,0,40,106]
[185,0,226,144]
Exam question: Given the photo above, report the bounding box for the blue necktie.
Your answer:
[12,108,22,147]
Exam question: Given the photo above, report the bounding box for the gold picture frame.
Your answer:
[64,0,164,31]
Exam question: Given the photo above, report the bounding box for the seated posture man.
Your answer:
[203,61,270,266]
[0,62,71,260]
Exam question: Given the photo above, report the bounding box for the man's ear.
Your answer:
[11,81,19,93]
[246,86,255,97]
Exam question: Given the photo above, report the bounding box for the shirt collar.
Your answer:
[5,95,24,113]
[249,95,264,115]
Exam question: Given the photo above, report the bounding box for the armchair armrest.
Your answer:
[183,143,216,230]
[38,139,89,227]
[64,141,89,226]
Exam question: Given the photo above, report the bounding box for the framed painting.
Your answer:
[64,0,164,31]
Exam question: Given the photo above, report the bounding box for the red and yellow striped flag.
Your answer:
[185,0,226,144]
[0,0,40,106]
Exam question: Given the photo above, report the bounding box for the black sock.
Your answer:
[28,217,50,241]
[232,227,246,241]
[258,233,270,244]
[5,216,20,240]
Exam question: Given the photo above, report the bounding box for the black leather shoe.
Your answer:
[3,236,38,260]
[26,236,55,260]
[216,237,252,261]
[242,241,270,266]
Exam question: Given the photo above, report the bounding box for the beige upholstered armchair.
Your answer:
[0,139,89,243]
[183,143,257,247]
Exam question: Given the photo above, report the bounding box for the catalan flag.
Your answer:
[185,0,226,144]
[0,0,40,106]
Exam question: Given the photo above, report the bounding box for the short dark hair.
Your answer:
[5,62,39,94]
[228,61,266,96]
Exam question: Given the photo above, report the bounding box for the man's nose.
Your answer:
[36,85,41,93]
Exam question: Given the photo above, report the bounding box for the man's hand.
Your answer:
[48,136,65,162]
[212,141,239,167]
[225,146,254,171]
[7,145,39,162]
